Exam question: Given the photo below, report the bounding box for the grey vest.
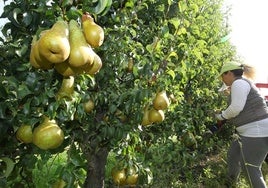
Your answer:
[228,78,268,127]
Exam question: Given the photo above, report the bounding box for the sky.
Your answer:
[0,0,267,83]
[224,0,268,83]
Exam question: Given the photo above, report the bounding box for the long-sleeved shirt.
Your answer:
[222,79,250,119]
[222,79,268,137]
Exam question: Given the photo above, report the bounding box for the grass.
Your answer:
[32,151,67,188]
[195,150,268,188]
[29,149,268,188]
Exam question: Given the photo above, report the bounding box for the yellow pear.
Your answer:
[16,124,33,144]
[68,19,95,67]
[56,76,75,100]
[141,107,152,126]
[52,179,66,188]
[153,91,170,110]
[38,20,70,64]
[32,117,64,150]
[29,35,41,68]
[29,35,54,70]
[54,60,82,77]
[84,53,102,75]
[148,108,165,123]
[81,12,104,48]
[127,58,134,72]
[83,99,95,113]
[115,110,127,123]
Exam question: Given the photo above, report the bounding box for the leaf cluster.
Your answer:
[0,0,236,186]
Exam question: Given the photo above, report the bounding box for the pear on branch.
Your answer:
[148,108,165,123]
[56,76,75,100]
[153,91,170,110]
[32,117,64,150]
[82,12,104,48]
[83,99,95,113]
[55,60,83,77]
[29,35,54,70]
[68,19,95,67]
[83,53,103,75]
[127,58,134,73]
[38,20,70,64]
[141,105,152,126]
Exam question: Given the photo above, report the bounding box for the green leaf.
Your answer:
[146,37,160,54]
[23,100,31,115]
[169,17,180,29]
[70,153,85,167]
[167,70,175,80]
[190,4,199,14]
[0,84,8,99]
[0,103,7,119]
[62,170,75,187]
[100,0,113,16]
[17,83,31,99]
[161,25,170,38]
[8,8,22,27]
[22,12,33,26]
[72,168,87,180]
[94,0,109,14]
[125,1,134,8]
[107,127,115,138]
[177,27,187,35]
[15,43,29,57]
[0,157,15,178]
[61,0,74,7]
[178,1,187,12]
[0,119,12,143]
[167,51,178,60]
[220,34,230,43]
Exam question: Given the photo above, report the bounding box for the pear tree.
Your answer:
[0,0,235,187]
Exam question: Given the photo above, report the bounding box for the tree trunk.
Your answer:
[83,146,109,188]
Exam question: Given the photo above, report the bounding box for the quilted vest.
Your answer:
[228,78,268,127]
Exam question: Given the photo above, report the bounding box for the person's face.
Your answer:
[221,71,235,86]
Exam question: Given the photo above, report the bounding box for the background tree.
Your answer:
[0,0,235,187]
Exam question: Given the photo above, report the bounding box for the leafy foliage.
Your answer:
[0,0,236,187]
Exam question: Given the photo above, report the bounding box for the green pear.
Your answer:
[81,12,104,48]
[83,99,95,113]
[148,108,165,123]
[52,179,66,188]
[38,20,70,64]
[30,35,42,69]
[141,106,152,126]
[153,91,170,110]
[56,76,75,100]
[68,19,95,67]
[29,34,54,70]
[84,53,102,75]
[32,117,64,150]
[55,60,83,77]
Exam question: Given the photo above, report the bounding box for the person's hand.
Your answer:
[215,113,226,121]
[208,120,227,133]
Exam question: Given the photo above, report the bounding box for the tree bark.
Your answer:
[83,146,109,188]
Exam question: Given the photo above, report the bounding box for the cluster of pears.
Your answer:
[30,12,104,77]
[16,116,64,150]
[141,91,170,126]
[111,165,139,186]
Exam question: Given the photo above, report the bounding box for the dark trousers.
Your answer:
[227,136,268,188]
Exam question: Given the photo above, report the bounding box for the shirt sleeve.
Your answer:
[221,79,251,119]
